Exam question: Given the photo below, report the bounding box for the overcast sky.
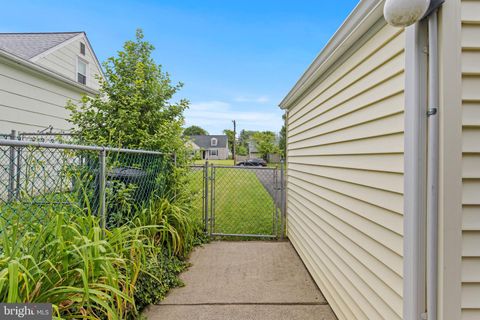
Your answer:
[2,0,359,134]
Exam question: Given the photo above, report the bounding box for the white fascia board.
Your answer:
[279,0,385,109]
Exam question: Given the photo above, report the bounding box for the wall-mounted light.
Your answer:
[384,0,431,27]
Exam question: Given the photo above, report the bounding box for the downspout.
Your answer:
[384,1,443,319]
[426,9,439,320]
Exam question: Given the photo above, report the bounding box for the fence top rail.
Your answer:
[212,165,277,170]
[0,138,169,156]
[19,132,74,136]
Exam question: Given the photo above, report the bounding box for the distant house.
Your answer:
[189,135,229,160]
[0,32,103,133]
[247,140,261,159]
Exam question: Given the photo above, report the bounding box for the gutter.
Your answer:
[0,48,100,96]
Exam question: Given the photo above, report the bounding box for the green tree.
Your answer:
[237,145,248,156]
[67,29,188,157]
[184,125,208,136]
[252,131,279,160]
[279,113,286,158]
[223,129,235,155]
[239,130,256,148]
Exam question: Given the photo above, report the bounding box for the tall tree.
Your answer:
[184,125,208,136]
[223,129,235,155]
[252,131,279,160]
[67,29,188,156]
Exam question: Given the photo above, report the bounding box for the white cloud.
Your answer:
[185,100,282,134]
[234,95,270,104]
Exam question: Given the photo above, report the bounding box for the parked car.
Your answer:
[236,159,267,167]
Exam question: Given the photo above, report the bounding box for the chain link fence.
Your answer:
[1,130,76,144]
[0,138,173,241]
[188,163,285,239]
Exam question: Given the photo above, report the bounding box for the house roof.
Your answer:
[279,0,384,109]
[0,32,82,60]
[190,135,228,149]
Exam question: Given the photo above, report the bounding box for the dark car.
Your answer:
[236,159,267,167]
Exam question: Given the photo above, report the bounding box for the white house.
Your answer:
[0,32,103,133]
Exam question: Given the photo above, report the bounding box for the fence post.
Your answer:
[280,159,285,240]
[210,163,215,236]
[8,130,17,201]
[98,149,107,232]
[204,160,209,234]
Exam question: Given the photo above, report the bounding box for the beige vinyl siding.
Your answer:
[35,36,102,91]
[0,55,86,132]
[461,1,480,319]
[286,22,405,320]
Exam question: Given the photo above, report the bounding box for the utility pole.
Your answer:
[232,120,236,164]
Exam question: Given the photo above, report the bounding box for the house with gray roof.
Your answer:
[189,135,229,160]
[0,32,103,132]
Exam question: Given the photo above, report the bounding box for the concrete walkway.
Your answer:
[144,241,336,320]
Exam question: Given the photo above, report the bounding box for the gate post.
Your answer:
[210,163,215,236]
[204,161,209,234]
[7,130,17,201]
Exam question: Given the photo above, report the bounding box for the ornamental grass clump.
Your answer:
[0,208,149,319]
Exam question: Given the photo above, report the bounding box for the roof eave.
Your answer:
[0,48,100,95]
[279,0,385,110]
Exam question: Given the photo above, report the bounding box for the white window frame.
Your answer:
[209,149,218,156]
[211,138,218,146]
[76,56,89,85]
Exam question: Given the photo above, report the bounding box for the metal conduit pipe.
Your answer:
[427,9,439,320]
[384,1,443,319]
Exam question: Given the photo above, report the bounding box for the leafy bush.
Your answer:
[133,249,187,311]
[0,190,205,319]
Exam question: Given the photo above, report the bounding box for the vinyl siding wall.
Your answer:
[285,22,405,320]
[0,55,86,132]
[35,36,102,91]
[460,2,480,319]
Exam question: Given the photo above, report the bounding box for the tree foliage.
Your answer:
[68,29,188,157]
[184,125,208,136]
[252,131,279,160]
[223,129,235,155]
[279,113,286,158]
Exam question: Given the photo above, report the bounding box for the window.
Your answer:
[80,42,86,55]
[211,138,218,146]
[77,59,87,85]
[209,150,218,156]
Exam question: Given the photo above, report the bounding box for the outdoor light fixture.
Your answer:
[383,0,431,27]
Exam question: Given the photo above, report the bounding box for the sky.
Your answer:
[1,0,359,135]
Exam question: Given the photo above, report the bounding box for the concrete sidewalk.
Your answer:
[144,241,336,320]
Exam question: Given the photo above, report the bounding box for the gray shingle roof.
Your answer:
[190,135,228,149]
[0,32,81,60]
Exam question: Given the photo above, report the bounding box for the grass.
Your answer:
[193,159,234,166]
[188,166,278,237]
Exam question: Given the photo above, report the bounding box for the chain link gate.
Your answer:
[190,162,285,239]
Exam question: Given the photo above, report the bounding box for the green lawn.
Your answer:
[188,166,278,237]
[193,159,234,166]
